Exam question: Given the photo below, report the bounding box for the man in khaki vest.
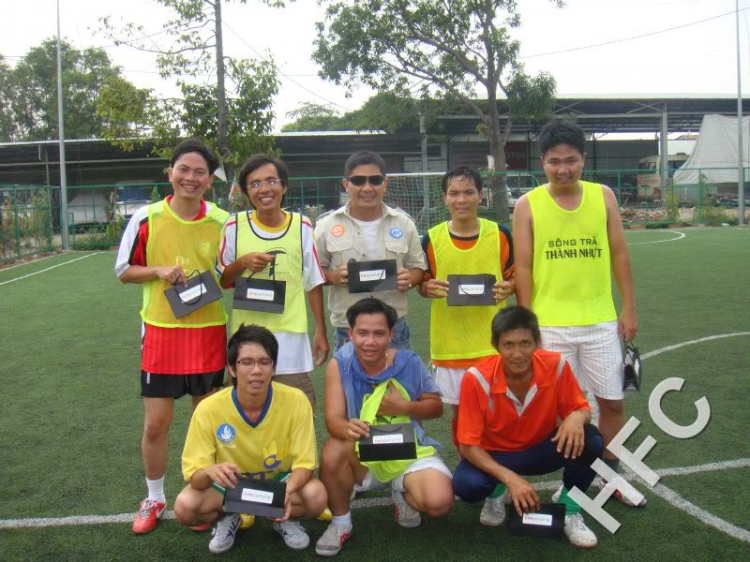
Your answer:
[513,119,641,507]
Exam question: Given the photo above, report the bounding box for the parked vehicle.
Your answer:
[636,154,689,201]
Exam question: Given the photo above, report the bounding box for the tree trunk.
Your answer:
[486,103,509,224]
[214,0,230,180]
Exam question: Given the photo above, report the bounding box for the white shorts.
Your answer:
[354,455,452,493]
[541,321,624,400]
[431,366,467,406]
[272,332,313,375]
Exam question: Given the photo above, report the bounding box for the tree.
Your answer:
[98,0,285,179]
[0,40,126,142]
[314,0,559,221]
[281,103,350,132]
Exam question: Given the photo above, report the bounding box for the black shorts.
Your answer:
[141,370,225,399]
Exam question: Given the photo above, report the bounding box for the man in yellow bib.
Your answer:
[418,166,514,444]
[217,154,329,407]
[115,139,229,533]
[513,119,641,507]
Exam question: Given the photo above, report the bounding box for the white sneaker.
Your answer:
[273,519,310,550]
[564,513,598,549]
[208,513,241,554]
[315,523,352,557]
[479,490,509,526]
[391,487,421,528]
[601,478,648,507]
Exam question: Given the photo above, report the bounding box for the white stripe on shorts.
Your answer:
[540,322,624,400]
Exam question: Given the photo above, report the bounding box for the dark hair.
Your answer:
[237,154,289,205]
[491,306,542,349]
[170,139,220,174]
[538,119,586,157]
[227,324,278,386]
[344,150,387,177]
[346,297,398,330]
[441,165,483,194]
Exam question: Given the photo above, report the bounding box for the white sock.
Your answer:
[331,512,352,528]
[146,476,166,503]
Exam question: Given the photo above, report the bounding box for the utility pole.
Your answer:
[57,0,69,249]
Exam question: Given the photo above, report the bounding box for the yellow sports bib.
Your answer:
[527,181,617,326]
[429,219,503,361]
[231,211,307,335]
[142,199,228,328]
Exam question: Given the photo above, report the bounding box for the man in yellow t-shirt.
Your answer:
[513,119,641,507]
[174,325,327,554]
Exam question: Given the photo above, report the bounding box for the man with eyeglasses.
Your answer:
[314,151,426,351]
[174,324,327,554]
[217,154,329,407]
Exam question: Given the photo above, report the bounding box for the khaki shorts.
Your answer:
[273,373,316,408]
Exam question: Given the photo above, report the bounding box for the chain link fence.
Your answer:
[2,168,748,263]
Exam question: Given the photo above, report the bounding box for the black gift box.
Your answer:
[163,270,223,319]
[233,277,286,314]
[447,274,496,306]
[223,476,286,518]
[358,423,417,461]
[347,259,398,293]
[507,502,565,539]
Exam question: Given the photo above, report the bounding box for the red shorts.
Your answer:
[141,323,226,374]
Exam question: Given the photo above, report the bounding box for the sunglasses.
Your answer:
[347,175,385,186]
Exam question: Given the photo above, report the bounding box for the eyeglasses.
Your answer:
[346,175,385,187]
[248,178,281,189]
[236,358,274,368]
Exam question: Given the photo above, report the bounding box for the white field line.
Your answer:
[0,252,67,271]
[627,230,686,245]
[0,252,101,287]
[2,335,749,533]
[650,484,750,543]
[2,458,748,530]
[641,332,750,360]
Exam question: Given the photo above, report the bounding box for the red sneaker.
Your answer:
[189,524,211,532]
[132,499,167,534]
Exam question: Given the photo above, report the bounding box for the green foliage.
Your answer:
[97,1,284,175]
[0,39,129,141]
[314,0,560,222]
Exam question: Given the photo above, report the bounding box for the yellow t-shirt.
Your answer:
[182,384,316,482]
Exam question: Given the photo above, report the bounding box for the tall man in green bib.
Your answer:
[217,154,329,407]
[513,119,641,506]
[418,165,514,452]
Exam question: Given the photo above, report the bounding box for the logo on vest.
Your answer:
[217,423,236,443]
[331,224,345,237]
[389,227,403,239]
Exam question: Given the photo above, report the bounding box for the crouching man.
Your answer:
[316,298,453,557]
[174,325,327,554]
[453,306,604,548]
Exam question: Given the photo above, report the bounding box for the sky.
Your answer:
[0,0,747,133]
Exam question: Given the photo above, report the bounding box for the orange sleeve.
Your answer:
[421,233,436,282]
[498,224,515,280]
[456,371,488,446]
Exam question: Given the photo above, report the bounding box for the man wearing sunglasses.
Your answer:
[314,151,426,351]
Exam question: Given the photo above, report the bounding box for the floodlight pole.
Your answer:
[737,1,745,225]
[57,0,70,249]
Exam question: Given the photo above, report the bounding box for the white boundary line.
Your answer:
[1,458,747,530]
[627,230,686,245]
[650,484,750,543]
[2,334,750,536]
[0,252,66,271]
[0,252,102,287]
